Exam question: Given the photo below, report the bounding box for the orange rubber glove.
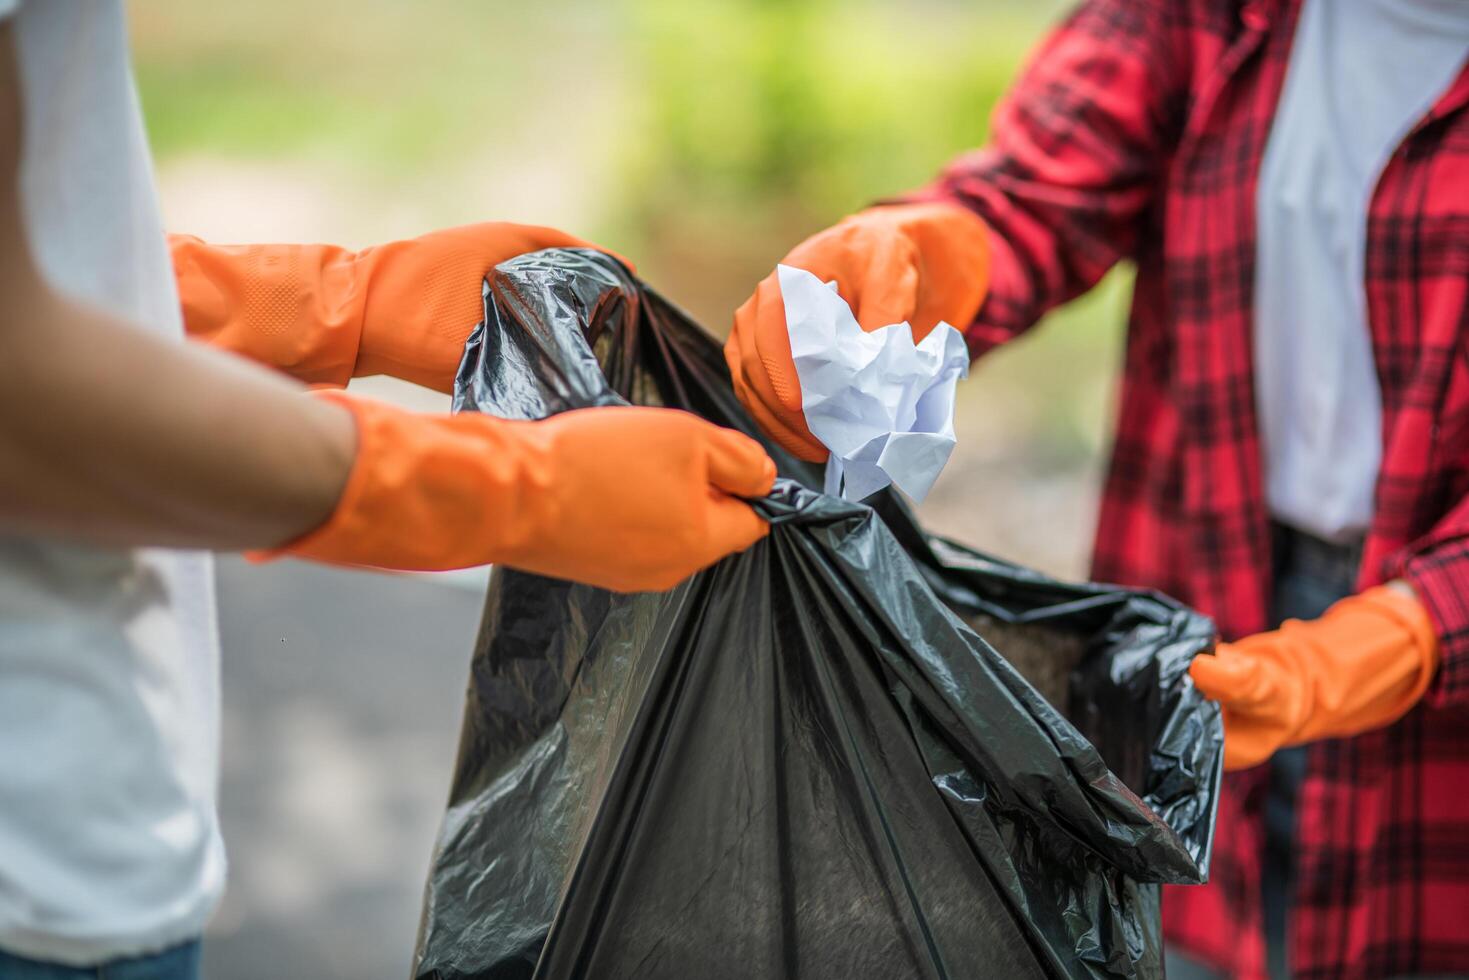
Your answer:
[259,391,776,593]
[1188,584,1439,771]
[725,202,991,462]
[170,223,626,393]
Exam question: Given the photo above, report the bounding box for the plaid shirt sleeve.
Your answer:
[1389,493,1469,707]
[905,0,1189,354]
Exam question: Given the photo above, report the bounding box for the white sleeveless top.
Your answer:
[0,0,225,964]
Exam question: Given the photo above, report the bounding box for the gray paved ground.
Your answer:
[204,556,485,980]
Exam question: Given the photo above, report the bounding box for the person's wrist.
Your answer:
[246,388,366,562]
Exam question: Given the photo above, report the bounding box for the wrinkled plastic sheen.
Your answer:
[413,250,1223,980]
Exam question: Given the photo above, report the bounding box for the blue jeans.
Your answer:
[0,940,200,980]
[1167,523,1360,980]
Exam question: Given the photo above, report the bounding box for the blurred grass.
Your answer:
[617,0,1068,321]
[132,2,624,175]
[622,1,1051,214]
[131,0,1060,247]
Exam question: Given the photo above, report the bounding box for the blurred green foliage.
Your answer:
[623,0,1051,221]
[132,0,1065,312]
[132,1,619,173]
[614,0,1066,316]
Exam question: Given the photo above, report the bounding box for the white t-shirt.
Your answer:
[0,0,225,965]
[1254,0,1469,542]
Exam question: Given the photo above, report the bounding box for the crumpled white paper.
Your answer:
[779,264,969,503]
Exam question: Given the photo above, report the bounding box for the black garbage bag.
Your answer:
[413,250,1223,980]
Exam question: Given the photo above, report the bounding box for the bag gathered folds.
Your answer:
[412,250,1223,980]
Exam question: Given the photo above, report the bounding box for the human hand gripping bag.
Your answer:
[412,250,1223,980]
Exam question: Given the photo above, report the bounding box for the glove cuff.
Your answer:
[170,236,368,387]
[250,390,551,572]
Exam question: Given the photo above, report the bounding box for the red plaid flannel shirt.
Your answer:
[910,0,1469,976]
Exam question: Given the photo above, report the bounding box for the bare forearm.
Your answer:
[0,282,355,551]
[0,19,352,554]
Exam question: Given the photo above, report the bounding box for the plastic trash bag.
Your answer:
[413,250,1223,980]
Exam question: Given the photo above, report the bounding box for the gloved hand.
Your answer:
[725,202,991,461]
[171,223,627,392]
[1188,583,1439,770]
[259,392,777,593]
